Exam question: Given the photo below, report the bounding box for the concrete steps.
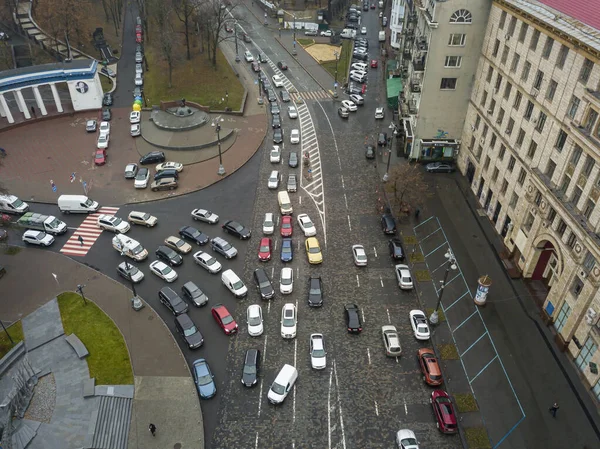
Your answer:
[11,419,41,449]
[90,396,132,449]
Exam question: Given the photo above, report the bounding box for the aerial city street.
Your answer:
[1,0,600,449]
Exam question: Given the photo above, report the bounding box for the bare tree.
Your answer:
[105,0,123,37]
[137,0,150,43]
[197,0,241,67]
[0,42,14,70]
[34,0,91,57]
[384,164,433,218]
[173,0,199,60]
[150,0,176,87]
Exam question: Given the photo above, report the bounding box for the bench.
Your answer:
[65,333,89,359]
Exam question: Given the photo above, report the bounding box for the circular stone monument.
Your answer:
[150,105,210,131]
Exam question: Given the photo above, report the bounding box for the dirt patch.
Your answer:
[305,43,342,63]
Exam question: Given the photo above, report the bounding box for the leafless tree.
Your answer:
[102,0,123,37]
[197,0,241,67]
[137,0,150,43]
[173,0,200,60]
[150,0,176,87]
[0,42,14,70]
[385,164,433,218]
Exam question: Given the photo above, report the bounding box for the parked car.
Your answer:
[280,238,293,262]
[431,390,458,433]
[140,151,165,165]
[158,287,187,314]
[365,145,375,159]
[288,152,298,168]
[418,348,443,386]
[258,237,272,261]
[426,162,455,173]
[280,215,293,237]
[396,430,420,449]
[338,107,349,118]
[181,281,208,307]
[150,177,178,191]
[94,149,107,166]
[86,120,97,132]
[116,261,144,283]
[288,106,298,119]
[280,303,297,339]
[263,213,275,235]
[102,93,113,106]
[395,264,414,290]
[179,226,209,246]
[156,161,184,172]
[222,220,251,239]
[253,267,275,300]
[134,168,150,189]
[151,261,179,283]
[305,237,323,264]
[221,269,248,298]
[382,325,402,357]
[381,213,397,234]
[164,236,192,254]
[378,132,388,145]
[344,303,363,333]
[308,276,323,307]
[211,303,238,334]
[389,239,405,260]
[124,163,138,179]
[297,214,316,236]
[192,358,216,399]
[287,174,297,193]
[280,267,294,294]
[241,349,261,387]
[309,334,327,369]
[211,236,237,259]
[193,250,222,274]
[155,245,183,266]
[247,304,264,337]
[410,310,430,340]
[191,208,219,223]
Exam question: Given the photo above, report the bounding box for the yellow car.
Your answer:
[305,237,323,264]
[164,236,192,254]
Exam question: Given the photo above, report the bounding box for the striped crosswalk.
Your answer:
[292,90,331,101]
[59,206,120,256]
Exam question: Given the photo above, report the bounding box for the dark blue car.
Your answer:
[281,238,293,262]
[193,358,216,399]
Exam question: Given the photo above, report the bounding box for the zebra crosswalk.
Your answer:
[292,90,332,101]
[59,206,119,256]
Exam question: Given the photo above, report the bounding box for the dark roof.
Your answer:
[0,59,95,80]
[537,0,600,31]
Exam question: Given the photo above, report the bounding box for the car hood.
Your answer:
[309,293,323,306]
[248,323,263,335]
[198,380,216,398]
[173,300,187,314]
[242,371,258,387]
[130,270,144,282]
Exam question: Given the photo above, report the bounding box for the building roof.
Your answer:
[0,59,94,81]
[536,0,600,32]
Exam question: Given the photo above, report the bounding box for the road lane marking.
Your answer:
[380,275,384,287]
[356,274,360,287]
[374,401,379,416]
[344,193,348,209]
[258,379,263,417]
[367,348,371,365]
[328,368,333,449]
[374,247,378,258]
[361,308,365,323]
[274,239,278,251]
[293,384,297,424]
[386,309,391,324]
[271,266,275,278]
[267,301,271,314]
[255,432,259,449]
[340,176,345,189]
[347,215,351,231]
[404,400,408,415]
[333,361,347,449]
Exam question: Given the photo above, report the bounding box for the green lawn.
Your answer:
[320,40,352,83]
[57,292,133,385]
[0,321,24,359]
[100,75,113,94]
[297,38,315,47]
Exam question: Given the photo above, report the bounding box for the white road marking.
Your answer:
[374,401,379,416]
[374,247,378,258]
[267,301,271,314]
[274,239,278,251]
[361,308,365,323]
[333,361,347,449]
[299,196,302,205]
[263,335,268,363]
[340,176,345,189]
[277,215,280,226]
[294,338,298,368]
[347,215,352,231]
[258,379,263,417]
[255,432,259,449]
[271,266,275,278]
[328,368,333,449]
[293,384,297,424]
[404,400,408,415]
[386,309,391,324]
[380,275,384,287]
[356,274,360,287]
[367,348,371,365]
[344,193,348,209]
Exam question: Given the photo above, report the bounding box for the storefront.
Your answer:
[418,139,460,162]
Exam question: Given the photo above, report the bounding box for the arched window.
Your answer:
[450,9,472,23]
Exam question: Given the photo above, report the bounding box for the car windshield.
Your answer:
[260,244,269,252]
[112,217,123,226]
[355,251,366,260]
[47,218,61,229]
[430,374,442,380]
[282,246,291,253]
[222,242,232,251]
[233,280,244,290]
[312,348,325,358]
[309,246,320,254]
[402,276,412,283]
[282,222,291,229]
[197,373,212,385]
[401,437,418,445]
[310,286,321,295]
[271,382,285,395]
[283,316,295,327]
[141,213,150,220]
[221,314,233,325]
[95,152,104,159]
[260,280,271,289]
[83,198,94,207]
[175,240,185,248]
[127,266,139,276]
[281,277,292,285]
[161,265,173,275]
[243,364,257,375]
[190,229,201,237]
[302,219,313,227]
[248,314,261,326]
[264,220,273,227]
[131,244,144,255]
[417,324,428,333]
[187,286,200,297]
[205,256,216,266]
[183,325,198,337]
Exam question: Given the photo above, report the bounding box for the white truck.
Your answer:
[340,28,357,39]
[16,212,67,235]
[0,194,29,214]
[57,195,100,214]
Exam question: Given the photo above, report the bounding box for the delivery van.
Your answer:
[57,195,100,214]
[379,31,386,42]
[278,191,293,215]
[0,194,29,214]
[340,28,357,39]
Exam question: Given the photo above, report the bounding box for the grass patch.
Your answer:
[455,393,479,413]
[465,427,491,448]
[410,252,425,263]
[414,269,431,282]
[0,321,24,359]
[57,292,133,385]
[100,75,113,94]
[3,246,21,255]
[404,235,418,245]
[321,40,352,82]
[439,343,459,360]
[297,38,315,47]
[426,308,446,323]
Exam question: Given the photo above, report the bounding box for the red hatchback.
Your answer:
[370,59,378,68]
[211,304,238,335]
[431,390,458,434]
[280,216,293,237]
[94,149,107,166]
[258,237,272,261]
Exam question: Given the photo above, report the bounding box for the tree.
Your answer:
[151,0,176,87]
[384,164,433,218]
[173,0,199,60]
[197,0,241,67]
[34,0,91,58]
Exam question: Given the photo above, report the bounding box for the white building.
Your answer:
[457,0,600,400]
[390,0,406,49]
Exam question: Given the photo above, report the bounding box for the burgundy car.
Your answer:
[211,304,238,335]
[280,216,293,237]
[258,237,272,261]
[431,390,458,434]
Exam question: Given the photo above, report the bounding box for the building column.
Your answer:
[0,96,6,117]
[32,85,48,116]
[13,90,22,112]
[50,83,63,112]
[15,89,31,119]
[0,94,14,123]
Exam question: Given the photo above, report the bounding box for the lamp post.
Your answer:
[383,122,398,182]
[120,252,138,298]
[76,284,88,306]
[225,90,229,109]
[429,249,457,325]
[258,69,262,98]
[0,320,14,345]
[215,121,226,176]
[333,51,339,98]
[292,14,297,55]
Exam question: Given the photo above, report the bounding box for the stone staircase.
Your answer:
[90,395,132,449]
[11,419,41,449]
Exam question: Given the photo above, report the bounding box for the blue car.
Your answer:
[192,358,216,399]
[281,238,293,262]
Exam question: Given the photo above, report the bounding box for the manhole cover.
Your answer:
[174,444,182,449]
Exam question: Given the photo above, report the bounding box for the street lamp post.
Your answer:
[216,122,226,176]
[76,284,88,306]
[258,69,262,98]
[120,252,138,298]
[333,51,339,98]
[383,122,398,182]
[225,90,229,109]
[292,15,297,55]
[429,249,457,325]
[0,320,14,345]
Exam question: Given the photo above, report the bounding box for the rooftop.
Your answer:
[537,0,600,32]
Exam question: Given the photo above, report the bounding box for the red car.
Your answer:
[370,59,378,68]
[211,304,238,335]
[371,3,376,8]
[136,33,143,43]
[258,237,272,261]
[280,216,293,237]
[418,348,443,386]
[225,24,233,33]
[431,390,458,434]
[94,149,107,166]
[136,24,142,33]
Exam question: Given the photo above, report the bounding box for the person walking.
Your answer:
[549,402,559,418]
[149,423,156,436]
[415,208,420,220]
[78,235,84,246]
[0,147,6,157]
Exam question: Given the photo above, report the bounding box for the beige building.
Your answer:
[457,0,600,400]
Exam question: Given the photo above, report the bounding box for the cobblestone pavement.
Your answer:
[24,373,56,424]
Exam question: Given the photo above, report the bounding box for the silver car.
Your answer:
[211,236,238,259]
[352,244,368,266]
[382,325,402,357]
[135,51,143,63]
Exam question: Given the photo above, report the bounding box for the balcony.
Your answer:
[412,57,425,72]
[416,37,428,51]
[410,78,421,93]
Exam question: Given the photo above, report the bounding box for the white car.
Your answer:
[361,26,367,35]
[134,168,150,189]
[156,162,184,172]
[310,334,326,369]
[288,106,298,119]
[130,111,141,124]
[191,208,219,224]
[396,429,419,449]
[263,212,275,235]
[350,72,367,83]
[86,119,97,132]
[297,213,316,236]
[247,304,264,337]
[270,146,281,163]
[272,75,284,88]
[128,210,158,227]
[375,107,385,119]
[97,133,109,149]
[221,269,248,298]
[280,267,294,294]
[193,250,222,274]
[134,74,143,86]
[22,229,54,246]
[341,100,357,112]
[351,62,368,71]
[149,260,178,282]
[97,214,130,233]
[349,94,364,105]
[352,244,367,266]
[135,63,143,75]
[409,310,430,340]
[350,69,367,77]
[395,264,414,290]
[320,30,333,37]
[290,129,300,144]
[130,124,141,137]
[99,121,110,135]
[268,170,280,189]
[280,303,297,339]
[382,325,402,357]
[244,50,254,62]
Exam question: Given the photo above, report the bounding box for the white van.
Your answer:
[340,28,356,39]
[57,195,99,214]
[221,269,248,298]
[378,0,384,8]
[112,234,148,261]
[277,191,293,215]
[0,194,29,214]
[267,364,298,404]
[378,30,386,42]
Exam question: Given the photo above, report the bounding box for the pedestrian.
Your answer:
[149,423,156,436]
[415,208,420,220]
[78,235,84,246]
[549,402,559,418]
[0,147,6,157]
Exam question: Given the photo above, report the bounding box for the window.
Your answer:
[474,114,481,130]
[497,108,505,125]
[535,112,547,132]
[534,190,542,206]
[495,74,503,91]
[489,99,496,115]
[556,218,567,236]
[501,179,508,195]
[530,29,540,50]
[440,78,457,90]
[499,144,506,160]
[516,128,525,147]
[490,133,497,149]
[542,37,554,59]
[572,186,583,206]
[517,168,526,185]
[583,155,595,177]
[501,45,510,65]
[583,251,597,272]
[445,56,462,68]
[483,155,491,171]
[448,33,466,46]
[509,192,518,208]
[524,212,535,231]
[555,129,568,152]
[533,70,544,89]
[477,145,483,158]
[548,207,557,224]
[559,175,571,194]
[518,22,528,42]
[504,82,512,99]
[546,80,558,101]
[524,100,534,120]
[567,95,580,119]
[571,145,583,165]
[527,140,538,158]
[521,61,531,81]
[492,39,500,57]
[482,124,489,139]
[507,16,517,36]
[584,200,595,220]
[510,53,520,72]
[579,58,593,84]
[508,156,516,172]
[499,10,507,29]
[556,44,569,69]
[546,160,557,179]
[486,66,494,82]
[554,301,570,333]
[567,232,577,249]
[450,9,472,23]
[584,109,599,132]
[470,135,476,150]
[506,117,515,135]
[513,91,522,110]
[575,337,598,373]
[480,90,488,107]
[492,167,499,181]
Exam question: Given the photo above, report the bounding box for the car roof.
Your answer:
[245,348,259,363]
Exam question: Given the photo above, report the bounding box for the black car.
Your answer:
[273,128,283,144]
[140,151,166,165]
[272,114,281,129]
[353,52,368,61]
[102,108,112,121]
[270,103,280,115]
[179,226,209,245]
[175,313,203,349]
[155,245,183,266]
[267,89,277,102]
[181,281,208,307]
[377,132,388,146]
[254,268,275,300]
[158,287,188,316]
[289,152,298,168]
[381,213,397,235]
[154,168,179,180]
[280,90,291,102]
[389,239,405,261]
[277,61,288,70]
[363,2,369,10]
[365,145,375,159]
[102,93,113,106]
[262,79,272,93]
[259,53,268,63]
[308,276,323,307]
[136,44,144,53]
[344,303,363,333]
[241,349,260,387]
[222,220,251,239]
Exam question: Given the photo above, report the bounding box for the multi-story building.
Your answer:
[395,0,492,161]
[457,0,600,400]
[390,0,406,50]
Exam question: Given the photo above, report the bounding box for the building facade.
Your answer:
[457,0,600,400]
[390,0,406,50]
[396,0,492,161]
